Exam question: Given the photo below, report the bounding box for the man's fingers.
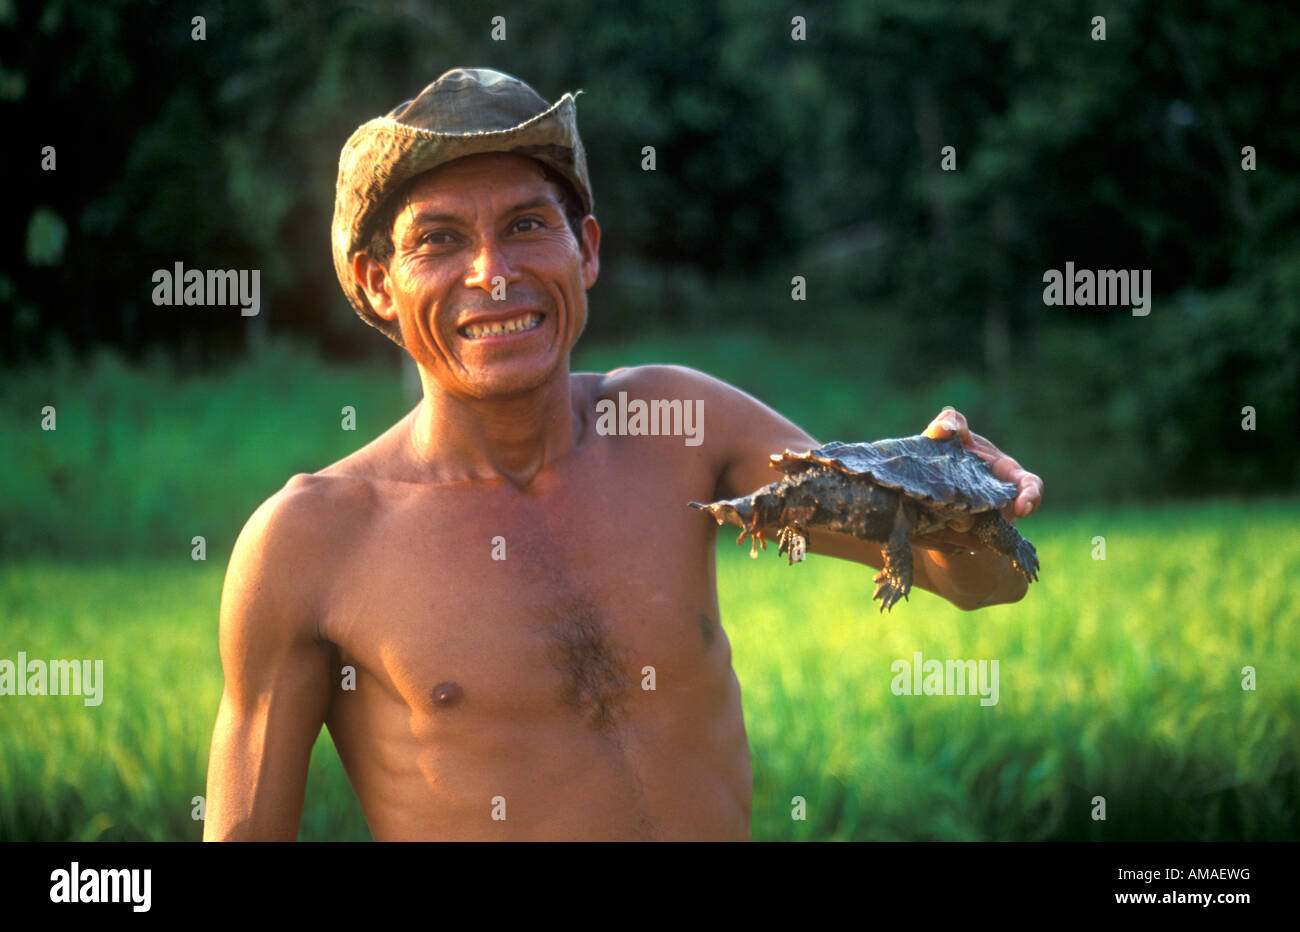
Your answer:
[966,430,1009,462]
[1014,473,1044,517]
[923,405,972,444]
[922,409,1043,518]
[987,454,1042,518]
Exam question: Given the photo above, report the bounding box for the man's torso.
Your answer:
[305,369,750,840]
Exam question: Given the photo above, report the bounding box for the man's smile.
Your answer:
[456,310,546,341]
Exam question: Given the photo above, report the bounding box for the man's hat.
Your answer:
[332,67,593,346]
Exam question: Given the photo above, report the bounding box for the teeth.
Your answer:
[463,312,541,339]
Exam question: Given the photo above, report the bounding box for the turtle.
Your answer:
[689,433,1038,612]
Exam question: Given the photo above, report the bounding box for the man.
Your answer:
[203,68,1042,841]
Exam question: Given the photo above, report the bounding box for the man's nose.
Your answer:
[463,237,520,293]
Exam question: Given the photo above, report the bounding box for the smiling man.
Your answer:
[202,68,1043,841]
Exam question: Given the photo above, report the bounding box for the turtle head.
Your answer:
[689,498,754,529]
[690,490,783,530]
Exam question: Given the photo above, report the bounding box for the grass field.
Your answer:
[2,499,1297,841]
[0,331,1171,563]
[2,336,1296,839]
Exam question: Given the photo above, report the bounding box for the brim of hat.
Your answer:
[332,93,592,347]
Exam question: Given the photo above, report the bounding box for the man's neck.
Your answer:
[406,366,586,488]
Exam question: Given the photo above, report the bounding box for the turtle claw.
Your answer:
[1012,539,1039,582]
[873,543,913,613]
[872,569,911,613]
[972,511,1040,584]
[776,525,807,565]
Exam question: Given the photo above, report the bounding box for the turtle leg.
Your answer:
[736,526,768,559]
[873,504,916,613]
[776,523,807,565]
[971,512,1039,582]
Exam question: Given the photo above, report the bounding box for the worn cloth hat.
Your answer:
[332,67,593,346]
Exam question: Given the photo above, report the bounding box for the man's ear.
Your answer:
[579,215,601,290]
[352,252,397,323]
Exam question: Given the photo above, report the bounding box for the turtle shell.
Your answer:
[770,434,1017,512]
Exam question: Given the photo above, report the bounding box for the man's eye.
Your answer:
[513,217,545,233]
[421,232,457,246]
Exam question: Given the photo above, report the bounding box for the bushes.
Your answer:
[0,339,407,559]
[4,272,1297,560]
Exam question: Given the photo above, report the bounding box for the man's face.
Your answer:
[356,152,599,400]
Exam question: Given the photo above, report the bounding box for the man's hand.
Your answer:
[904,405,1042,608]
[922,405,1043,530]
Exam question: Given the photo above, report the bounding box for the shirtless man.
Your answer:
[202,69,1042,841]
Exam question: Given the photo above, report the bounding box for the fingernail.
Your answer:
[940,418,960,431]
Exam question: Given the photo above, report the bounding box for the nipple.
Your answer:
[431,681,464,707]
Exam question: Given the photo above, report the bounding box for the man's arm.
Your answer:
[798,525,1028,610]
[665,366,1040,610]
[203,477,336,840]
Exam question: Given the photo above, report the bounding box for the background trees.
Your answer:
[4,0,1297,499]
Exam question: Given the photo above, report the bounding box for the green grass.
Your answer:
[1,330,1163,563]
[0,340,410,559]
[3,337,1296,838]
[0,560,366,841]
[2,500,1296,840]
[728,499,1300,840]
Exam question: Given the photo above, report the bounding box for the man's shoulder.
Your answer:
[583,363,742,402]
[252,406,426,549]
[582,363,776,432]
[230,469,378,588]
[265,469,377,527]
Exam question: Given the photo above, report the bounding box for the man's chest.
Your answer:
[318,449,727,729]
